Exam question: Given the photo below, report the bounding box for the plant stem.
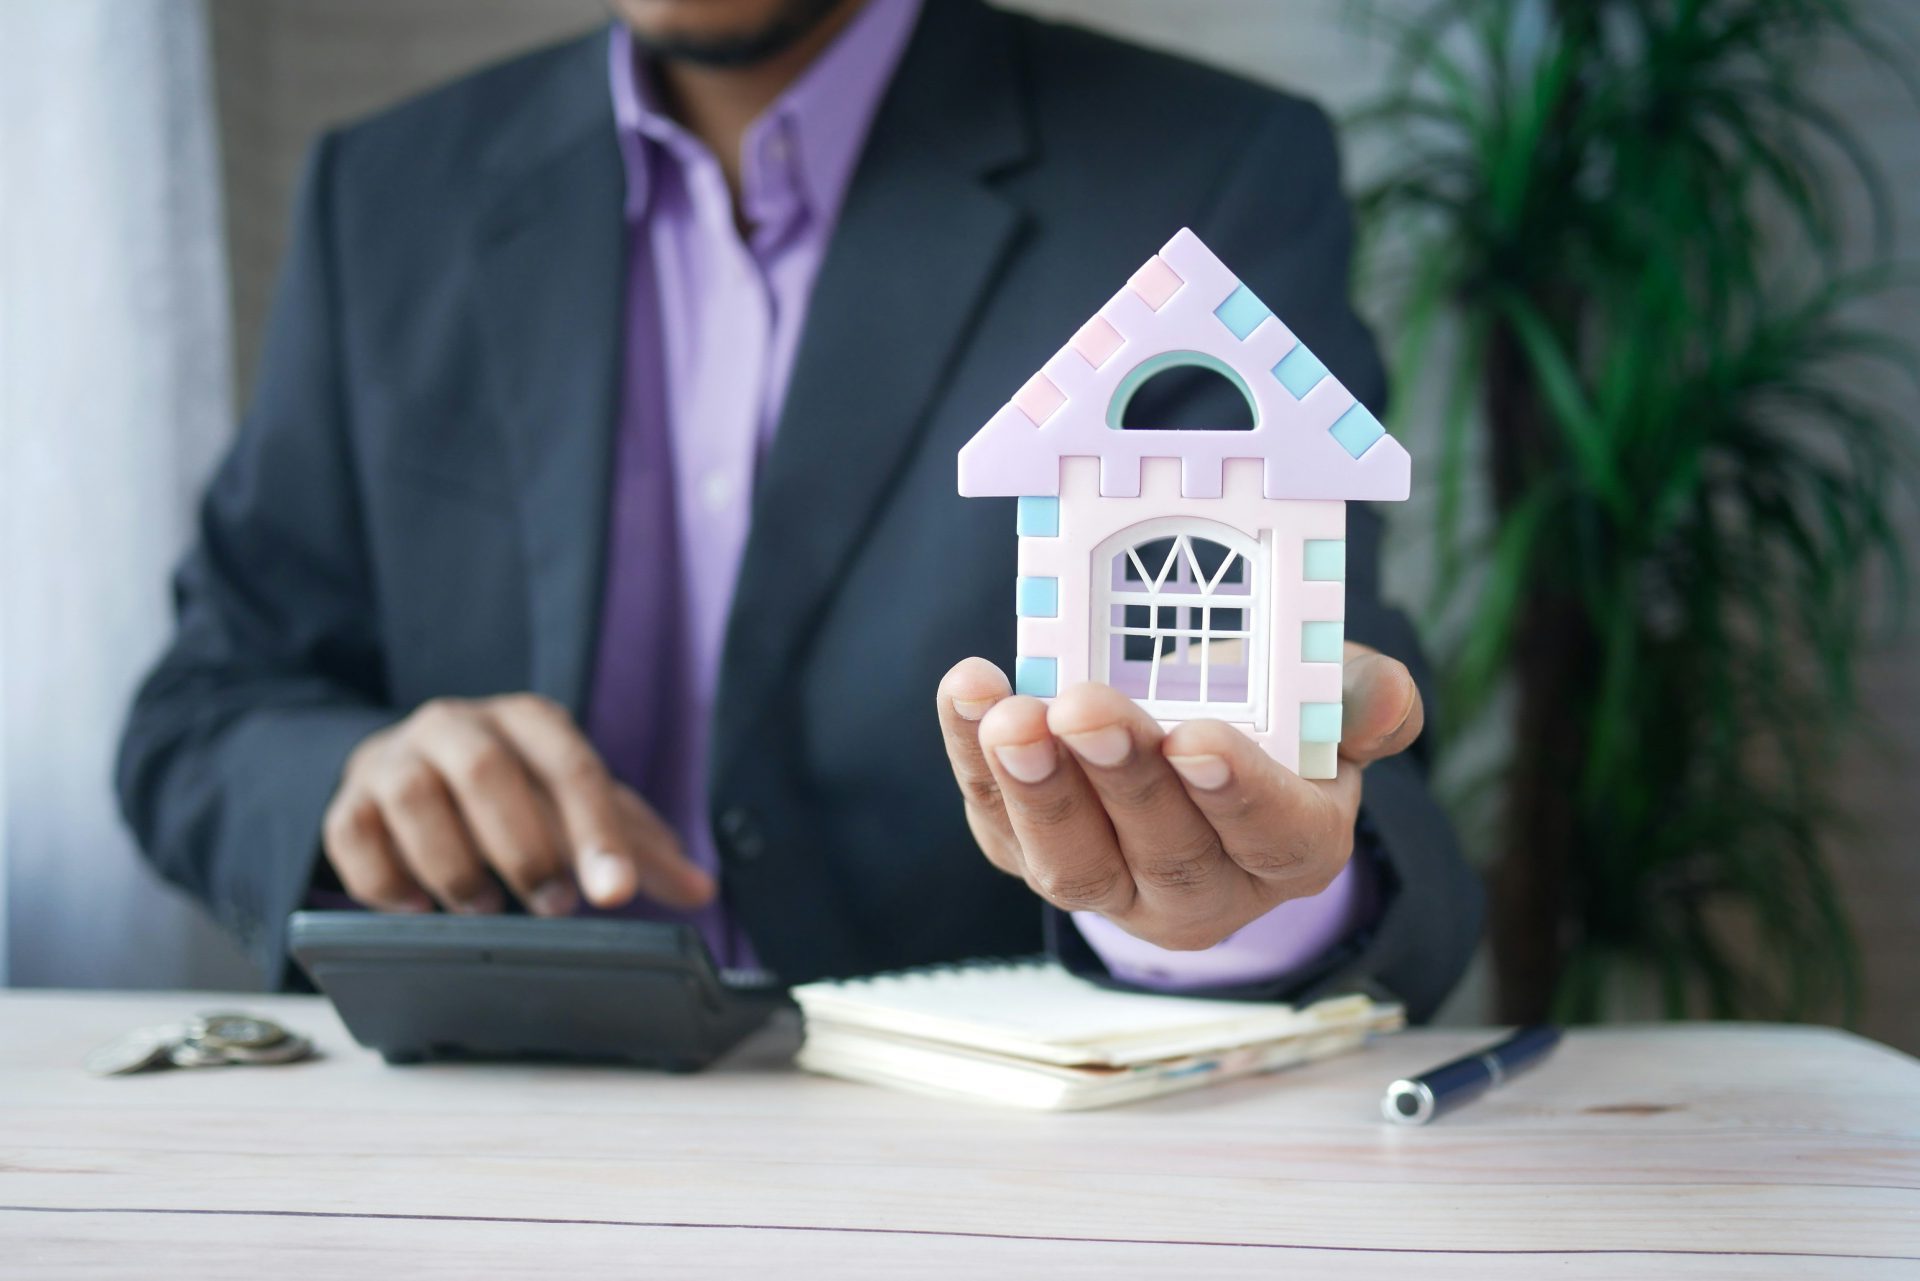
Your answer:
[1485,314,1595,1021]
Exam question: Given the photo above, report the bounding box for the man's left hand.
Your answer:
[935,643,1422,951]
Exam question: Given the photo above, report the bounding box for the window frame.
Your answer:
[1091,516,1270,727]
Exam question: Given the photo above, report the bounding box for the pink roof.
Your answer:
[958,228,1410,502]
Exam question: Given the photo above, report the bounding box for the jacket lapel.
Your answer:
[470,34,628,714]
[713,0,1033,777]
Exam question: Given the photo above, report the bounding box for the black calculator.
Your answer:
[288,911,788,1071]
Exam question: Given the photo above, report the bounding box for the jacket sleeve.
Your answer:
[115,134,397,986]
[1048,98,1484,1024]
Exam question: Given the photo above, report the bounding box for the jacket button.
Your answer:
[717,805,766,862]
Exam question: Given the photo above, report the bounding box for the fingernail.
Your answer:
[952,697,996,722]
[1167,754,1231,791]
[528,879,579,918]
[1383,682,1419,746]
[393,893,434,915]
[452,885,504,915]
[994,739,1057,784]
[1061,725,1131,769]
[579,847,631,904]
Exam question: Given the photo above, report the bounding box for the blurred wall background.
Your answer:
[3,1,1914,1050]
[1,0,253,990]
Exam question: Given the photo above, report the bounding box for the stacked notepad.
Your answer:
[792,958,1402,1111]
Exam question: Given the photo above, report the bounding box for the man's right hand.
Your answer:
[322,694,716,917]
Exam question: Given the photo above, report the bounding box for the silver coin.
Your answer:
[85,1026,183,1077]
[167,1039,236,1069]
[195,1012,288,1051]
[222,1034,315,1066]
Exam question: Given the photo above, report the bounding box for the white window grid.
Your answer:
[1092,517,1269,725]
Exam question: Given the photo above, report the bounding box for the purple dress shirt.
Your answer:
[584,0,1368,987]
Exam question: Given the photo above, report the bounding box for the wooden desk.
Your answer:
[2,991,1915,1278]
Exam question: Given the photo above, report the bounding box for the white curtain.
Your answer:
[0,0,253,987]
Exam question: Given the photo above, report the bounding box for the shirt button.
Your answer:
[701,472,734,513]
[717,806,766,862]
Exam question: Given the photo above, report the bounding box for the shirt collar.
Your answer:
[607,0,923,235]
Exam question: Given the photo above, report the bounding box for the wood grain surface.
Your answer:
[2,991,1915,1277]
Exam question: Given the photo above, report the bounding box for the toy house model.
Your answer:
[958,228,1410,780]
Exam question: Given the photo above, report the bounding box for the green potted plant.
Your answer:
[1352,0,1918,1022]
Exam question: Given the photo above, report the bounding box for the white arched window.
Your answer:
[1093,517,1267,723]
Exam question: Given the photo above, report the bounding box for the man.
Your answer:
[118,0,1481,1018]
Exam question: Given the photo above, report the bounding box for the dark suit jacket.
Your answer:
[116,0,1481,1019]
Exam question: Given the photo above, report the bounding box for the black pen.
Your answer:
[1381,1025,1562,1125]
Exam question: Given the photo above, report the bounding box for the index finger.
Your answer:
[935,657,1022,875]
[485,695,714,909]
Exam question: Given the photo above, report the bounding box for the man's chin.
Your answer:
[625,0,855,69]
